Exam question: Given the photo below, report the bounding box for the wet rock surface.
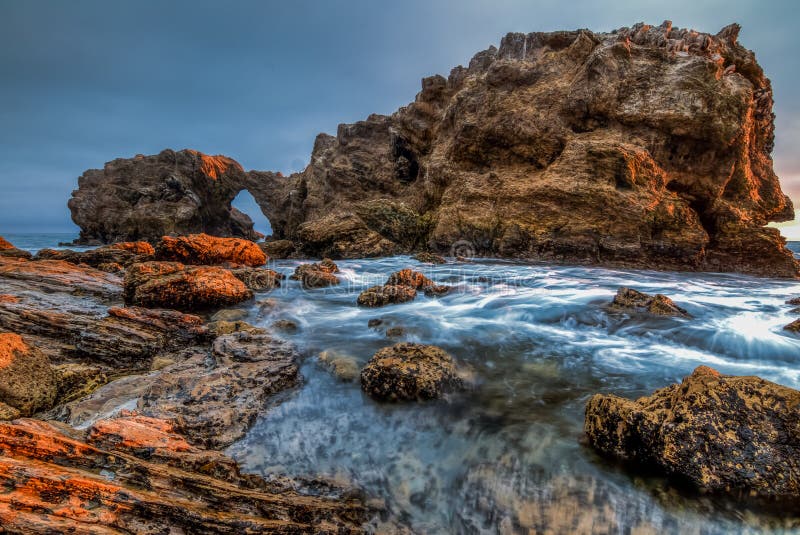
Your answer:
[585,366,800,500]
[139,332,299,448]
[357,269,450,306]
[357,285,417,307]
[609,287,691,317]
[124,261,253,311]
[68,23,797,277]
[0,416,371,533]
[360,343,462,401]
[413,252,446,264]
[291,259,342,289]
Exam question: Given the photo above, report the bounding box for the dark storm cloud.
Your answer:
[1,0,798,232]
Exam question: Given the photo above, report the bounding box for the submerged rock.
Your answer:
[360,343,462,401]
[585,366,800,500]
[609,287,690,317]
[358,269,450,307]
[156,233,267,267]
[0,333,57,417]
[124,261,252,311]
[0,416,371,532]
[318,350,360,382]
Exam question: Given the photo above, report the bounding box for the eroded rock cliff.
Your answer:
[68,21,797,277]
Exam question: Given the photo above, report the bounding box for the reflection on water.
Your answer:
[226,256,800,534]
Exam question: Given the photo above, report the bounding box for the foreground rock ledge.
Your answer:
[0,416,371,533]
[585,366,800,500]
[69,21,797,277]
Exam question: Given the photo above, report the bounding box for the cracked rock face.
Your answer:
[68,21,797,277]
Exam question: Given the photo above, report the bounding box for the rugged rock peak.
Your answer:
[68,22,798,277]
[68,148,262,243]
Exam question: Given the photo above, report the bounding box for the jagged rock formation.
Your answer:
[68,150,263,243]
[585,366,800,500]
[0,416,370,532]
[68,21,798,277]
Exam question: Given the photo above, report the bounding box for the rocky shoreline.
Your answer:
[0,234,376,532]
[1,232,800,531]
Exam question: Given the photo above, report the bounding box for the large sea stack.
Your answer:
[68,21,797,277]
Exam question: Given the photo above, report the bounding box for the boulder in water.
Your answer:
[609,287,690,317]
[585,366,800,499]
[360,342,462,401]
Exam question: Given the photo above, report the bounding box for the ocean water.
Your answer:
[7,234,800,533]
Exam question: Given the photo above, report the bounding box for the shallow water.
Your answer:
[222,256,800,534]
[10,234,800,533]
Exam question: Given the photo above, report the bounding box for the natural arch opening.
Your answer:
[232,190,272,238]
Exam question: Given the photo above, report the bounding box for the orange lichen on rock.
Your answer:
[124,261,252,311]
[0,236,14,250]
[88,414,193,453]
[0,294,19,303]
[0,334,57,416]
[156,233,267,267]
[109,241,156,256]
[0,332,26,368]
[0,417,371,532]
[186,149,244,179]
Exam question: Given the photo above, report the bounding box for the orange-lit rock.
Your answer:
[0,235,32,259]
[0,333,57,416]
[109,241,155,256]
[186,149,243,180]
[0,417,371,532]
[124,261,252,311]
[156,233,267,267]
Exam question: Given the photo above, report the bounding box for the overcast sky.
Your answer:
[1,0,798,237]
